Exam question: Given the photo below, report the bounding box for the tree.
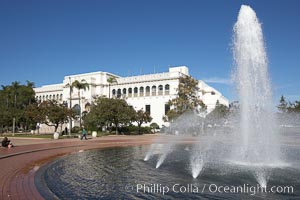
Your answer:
[24,103,44,133]
[134,109,152,134]
[71,79,89,126]
[107,76,117,98]
[1,85,11,109]
[0,81,36,132]
[65,78,73,133]
[38,100,75,132]
[206,100,229,125]
[11,81,20,108]
[150,122,160,133]
[288,101,300,113]
[164,75,206,121]
[83,97,135,134]
[277,95,288,113]
[277,96,300,113]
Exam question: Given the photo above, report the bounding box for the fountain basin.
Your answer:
[35,143,300,199]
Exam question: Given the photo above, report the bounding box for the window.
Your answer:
[112,89,116,97]
[146,86,150,96]
[145,105,151,114]
[134,87,138,97]
[158,85,163,95]
[117,89,121,98]
[152,86,156,96]
[128,88,132,97]
[139,87,144,96]
[211,91,216,95]
[165,84,170,95]
[165,104,170,115]
[123,88,127,96]
[63,101,68,107]
[85,103,91,112]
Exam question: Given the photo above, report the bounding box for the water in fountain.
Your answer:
[233,4,278,163]
[231,5,282,186]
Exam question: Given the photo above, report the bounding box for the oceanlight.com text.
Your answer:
[126,183,294,196]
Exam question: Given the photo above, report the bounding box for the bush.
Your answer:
[110,125,153,135]
[71,126,81,133]
[123,125,152,135]
[150,122,160,130]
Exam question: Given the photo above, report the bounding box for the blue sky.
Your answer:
[0,0,299,103]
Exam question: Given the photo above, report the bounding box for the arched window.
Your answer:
[56,94,59,100]
[85,102,91,112]
[112,89,116,97]
[46,95,49,100]
[146,86,150,96]
[49,95,52,100]
[43,95,45,101]
[117,89,122,98]
[158,85,163,95]
[128,88,132,97]
[152,86,156,96]
[134,87,138,97]
[165,84,170,95]
[139,87,144,96]
[122,88,127,97]
[60,94,63,100]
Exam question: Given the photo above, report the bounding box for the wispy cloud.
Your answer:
[273,84,293,91]
[203,77,232,85]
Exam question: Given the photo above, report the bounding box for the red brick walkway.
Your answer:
[0,135,162,200]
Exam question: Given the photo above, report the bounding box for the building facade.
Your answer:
[34,66,229,132]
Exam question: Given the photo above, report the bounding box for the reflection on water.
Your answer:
[35,142,300,200]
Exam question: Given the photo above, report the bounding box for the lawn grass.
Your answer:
[2,134,55,139]
[1,131,111,139]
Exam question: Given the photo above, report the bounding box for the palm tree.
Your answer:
[1,85,11,109]
[25,80,35,104]
[11,81,20,108]
[71,79,89,126]
[107,76,117,98]
[65,78,73,135]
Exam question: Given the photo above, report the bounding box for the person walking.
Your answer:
[80,126,88,140]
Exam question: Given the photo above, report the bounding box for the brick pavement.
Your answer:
[0,135,164,200]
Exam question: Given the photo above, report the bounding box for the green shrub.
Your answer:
[71,126,81,133]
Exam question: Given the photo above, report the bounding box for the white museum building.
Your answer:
[34,66,229,133]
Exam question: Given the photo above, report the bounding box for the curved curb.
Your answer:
[0,145,85,160]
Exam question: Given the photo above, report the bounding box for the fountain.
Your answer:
[232,5,280,165]
[230,4,284,187]
[145,5,285,186]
